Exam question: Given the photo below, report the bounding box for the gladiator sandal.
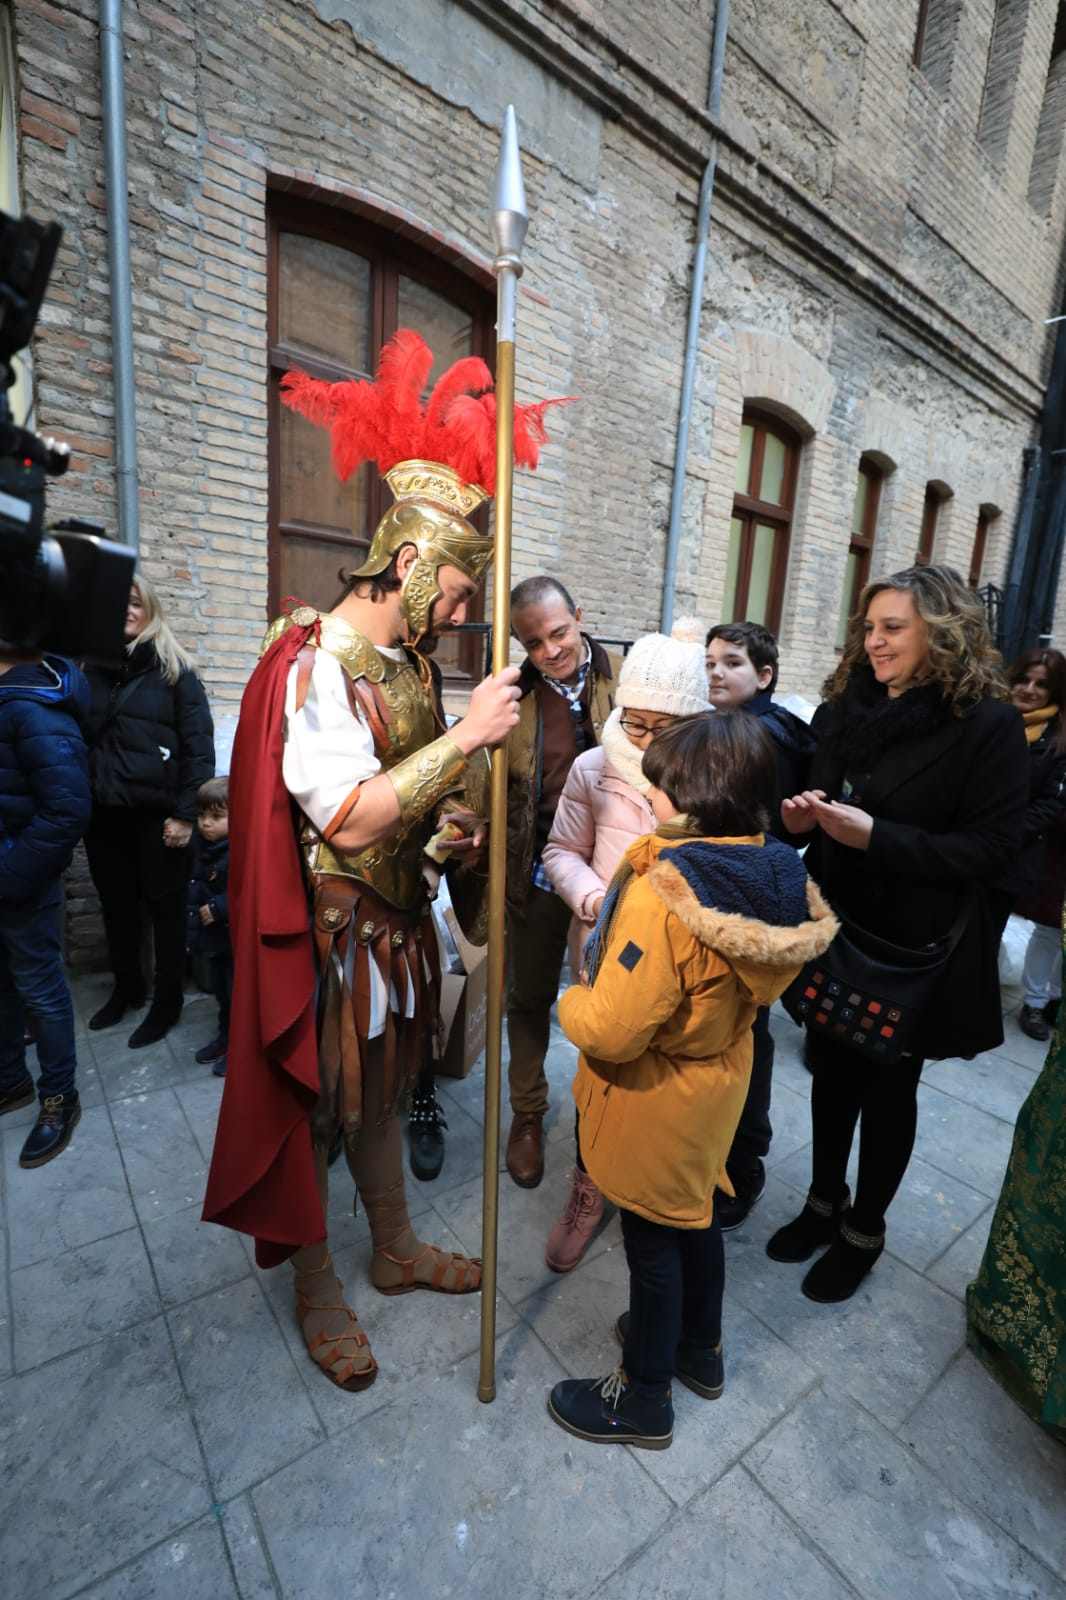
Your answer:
[362,1177,482,1296]
[293,1254,378,1392]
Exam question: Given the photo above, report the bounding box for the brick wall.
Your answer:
[12,0,1066,955]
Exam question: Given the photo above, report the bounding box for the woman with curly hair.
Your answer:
[766,564,1028,1302]
[84,573,215,1047]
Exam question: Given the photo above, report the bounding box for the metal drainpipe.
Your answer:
[660,0,730,632]
[99,0,140,554]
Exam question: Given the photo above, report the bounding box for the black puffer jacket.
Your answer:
[84,642,215,818]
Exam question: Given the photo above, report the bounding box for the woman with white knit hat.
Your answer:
[541,619,711,1271]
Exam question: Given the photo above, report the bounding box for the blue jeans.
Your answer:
[620,1207,724,1393]
[0,882,78,1102]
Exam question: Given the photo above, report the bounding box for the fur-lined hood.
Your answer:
[630,832,838,1007]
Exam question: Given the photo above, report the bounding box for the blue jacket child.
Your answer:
[0,652,93,1167]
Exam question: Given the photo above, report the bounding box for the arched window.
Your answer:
[1028,5,1066,216]
[970,505,999,587]
[266,196,495,683]
[918,480,952,565]
[913,0,965,93]
[723,411,799,635]
[837,457,884,647]
[978,0,1031,162]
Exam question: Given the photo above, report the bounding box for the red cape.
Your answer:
[201,624,325,1267]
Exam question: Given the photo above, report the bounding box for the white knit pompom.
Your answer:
[671,615,706,646]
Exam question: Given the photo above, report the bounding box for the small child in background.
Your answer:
[547,713,836,1450]
[186,776,231,1077]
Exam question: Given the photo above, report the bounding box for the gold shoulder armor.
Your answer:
[259,613,296,658]
[316,614,386,684]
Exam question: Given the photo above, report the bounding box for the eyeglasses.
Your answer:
[619,715,674,739]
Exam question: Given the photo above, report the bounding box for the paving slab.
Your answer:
[109,1089,210,1224]
[913,1081,1017,1198]
[12,1223,161,1370]
[595,1461,858,1599]
[900,1351,1066,1577]
[0,1315,211,1600]
[251,1322,673,1600]
[172,1074,225,1163]
[167,1275,325,1500]
[923,1051,1041,1126]
[2,1103,134,1269]
[727,1220,965,1430]
[143,1206,253,1309]
[925,1203,994,1301]
[73,1515,238,1600]
[748,1387,1066,1599]
[220,1495,279,1599]
[761,1075,813,1171]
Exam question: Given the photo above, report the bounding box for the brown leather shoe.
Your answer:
[506,1111,545,1188]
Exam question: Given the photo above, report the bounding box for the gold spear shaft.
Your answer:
[479,106,528,1404]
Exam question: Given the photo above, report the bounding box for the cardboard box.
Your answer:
[434,904,489,1079]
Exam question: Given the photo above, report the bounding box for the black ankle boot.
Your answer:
[408,1087,447,1182]
[89,982,145,1031]
[766,1186,851,1263]
[801,1212,884,1303]
[128,993,183,1049]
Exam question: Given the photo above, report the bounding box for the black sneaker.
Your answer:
[715,1161,766,1232]
[547,1368,673,1449]
[211,1056,227,1078]
[1019,1004,1050,1042]
[408,1087,447,1182]
[19,1092,81,1169]
[195,1035,227,1065]
[614,1312,724,1400]
[1044,998,1060,1026]
[0,1074,35,1116]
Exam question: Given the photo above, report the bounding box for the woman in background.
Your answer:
[84,573,214,1048]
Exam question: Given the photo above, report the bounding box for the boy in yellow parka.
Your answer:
[548,713,837,1450]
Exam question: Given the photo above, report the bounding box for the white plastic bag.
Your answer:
[998,913,1035,990]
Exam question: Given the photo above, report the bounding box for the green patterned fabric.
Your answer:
[966,944,1066,1443]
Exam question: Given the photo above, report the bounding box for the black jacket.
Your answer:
[992,722,1066,898]
[803,676,1028,1060]
[186,833,230,957]
[85,643,215,819]
[741,689,817,842]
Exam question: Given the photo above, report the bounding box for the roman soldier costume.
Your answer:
[203,330,565,1391]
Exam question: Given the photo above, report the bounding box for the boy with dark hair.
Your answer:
[704,621,818,1227]
[187,775,231,1077]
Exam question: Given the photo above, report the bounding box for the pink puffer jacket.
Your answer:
[542,746,657,973]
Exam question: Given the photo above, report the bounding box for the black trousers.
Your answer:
[807,1030,924,1236]
[725,1005,774,1180]
[620,1207,724,1393]
[85,806,191,1000]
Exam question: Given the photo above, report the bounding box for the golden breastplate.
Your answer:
[268,611,441,909]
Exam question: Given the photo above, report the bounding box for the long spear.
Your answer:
[479,106,528,1404]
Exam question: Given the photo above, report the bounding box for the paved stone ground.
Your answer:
[2,975,1065,1599]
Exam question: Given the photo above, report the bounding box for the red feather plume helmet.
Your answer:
[279,330,573,637]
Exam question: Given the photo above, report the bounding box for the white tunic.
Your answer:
[282,644,416,1038]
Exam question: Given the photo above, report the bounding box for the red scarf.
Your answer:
[201,624,325,1267]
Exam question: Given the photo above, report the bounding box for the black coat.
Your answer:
[992,722,1066,898]
[803,683,1028,1061]
[742,690,817,843]
[85,642,215,819]
[186,833,230,957]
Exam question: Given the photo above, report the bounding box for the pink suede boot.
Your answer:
[545,1167,606,1272]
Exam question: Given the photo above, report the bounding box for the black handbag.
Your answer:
[780,906,968,1065]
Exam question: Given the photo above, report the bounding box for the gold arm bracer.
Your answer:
[386,733,469,830]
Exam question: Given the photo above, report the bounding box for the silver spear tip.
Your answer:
[491,104,528,262]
